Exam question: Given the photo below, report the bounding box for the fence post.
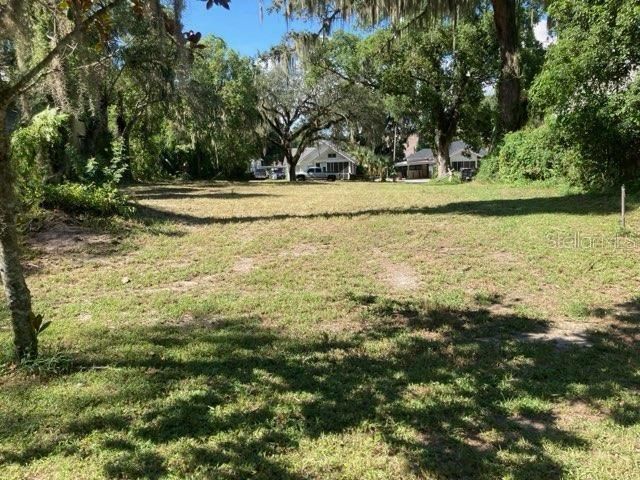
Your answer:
[621,184,626,229]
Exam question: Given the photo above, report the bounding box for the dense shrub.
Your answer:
[42,183,132,216]
[528,0,640,188]
[479,121,586,187]
[430,173,463,185]
[10,108,70,214]
[348,145,392,180]
[129,135,168,181]
[497,124,559,181]
[10,109,134,220]
[481,0,640,190]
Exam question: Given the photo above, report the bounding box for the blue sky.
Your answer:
[183,1,322,57]
[182,1,553,57]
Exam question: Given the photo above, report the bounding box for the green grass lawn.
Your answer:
[1,181,639,479]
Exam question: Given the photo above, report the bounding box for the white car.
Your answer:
[296,167,337,181]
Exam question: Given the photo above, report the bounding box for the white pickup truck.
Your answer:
[296,167,338,181]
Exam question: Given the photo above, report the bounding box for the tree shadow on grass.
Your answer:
[587,297,640,427]
[1,297,638,479]
[132,191,281,201]
[132,192,631,227]
[130,186,208,194]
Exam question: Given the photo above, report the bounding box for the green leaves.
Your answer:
[204,0,230,10]
[529,0,640,187]
[29,312,51,336]
[184,30,205,49]
[358,17,496,149]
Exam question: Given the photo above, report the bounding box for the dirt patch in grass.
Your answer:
[134,258,258,296]
[153,276,221,294]
[383,264,421,290]
[282,243,328,258]
[76,313,93,323]
[463,432,497,454]
[136,265,261,296]
[554,401,607,428]
[372,250,421,291]
[509,414,550,433]
[484,301,517,317]
[29,223,116,255]
[26,213,122,260]
[231,257,256,274]
[411,329,446,341]
[491,250,518,264]
[516,321,597,348]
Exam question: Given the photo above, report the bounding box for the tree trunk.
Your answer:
[287,157,297,181]
[84,89,111,159]
[122,128,132,180]
[435,130,452,178]
[116,97,133,182]
[0,104,38,360]
[493,0,523,134]
[284,146,297,182]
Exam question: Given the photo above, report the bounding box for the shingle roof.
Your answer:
[399,141,486,166]
[288,141,358,165]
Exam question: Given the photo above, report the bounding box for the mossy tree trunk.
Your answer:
[493,0,523,134]
[435,129,453,178]
[285,142,309,181]
[0,104,38,360]
[434,104,457,178]
[284,145,297,182]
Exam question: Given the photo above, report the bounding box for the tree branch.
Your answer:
[0,0,126,106]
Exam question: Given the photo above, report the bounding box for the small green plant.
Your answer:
[474,292,502,306]
[82,138,129,186]
[615,224,637,238]
[43,183,133,216]
[430,172,462,185]
[29,312,52,337]
[0,350,74,377]
[565,300,591,318]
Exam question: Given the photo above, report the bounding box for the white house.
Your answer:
[394,140,486,179]
[289,141,358,180]
[249,158,264,174]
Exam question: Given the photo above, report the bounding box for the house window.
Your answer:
[328,153,337,158]
[327,162,349,173]
[316,163,321,168]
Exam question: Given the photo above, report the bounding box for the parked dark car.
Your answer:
[253,168,269,180]
[460,168,476,182]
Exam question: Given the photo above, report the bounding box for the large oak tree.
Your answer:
[0,0,228,359]
[275,0,534,134]
[257,48,352,180]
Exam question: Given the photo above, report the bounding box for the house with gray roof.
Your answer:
[288,141,358,180]
[394,140,486,179]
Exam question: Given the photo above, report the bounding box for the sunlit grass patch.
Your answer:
[1,181,639,479]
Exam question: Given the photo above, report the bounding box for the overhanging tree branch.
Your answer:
[0,0,126,106]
